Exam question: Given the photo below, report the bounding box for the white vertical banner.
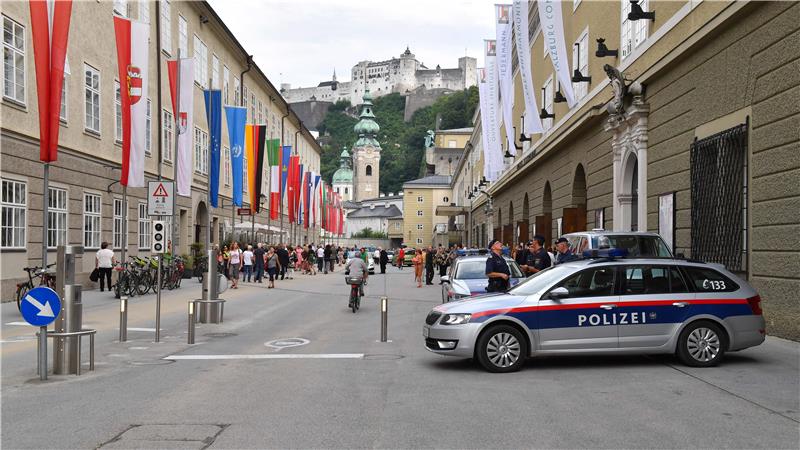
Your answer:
[176,59,194,196]
[483,40,503,181]
[477,68,491,181]
[495,4,516,156]
[538,0,576,107]
[513,0,544,134]
[128,21,149,187]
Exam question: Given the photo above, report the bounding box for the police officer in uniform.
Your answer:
[553,237,579,265]
[521,235,551,277]
[485,239,511,292]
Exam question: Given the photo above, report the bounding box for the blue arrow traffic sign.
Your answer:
[20,286,61,327]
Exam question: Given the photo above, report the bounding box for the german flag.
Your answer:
[245,124,267,213]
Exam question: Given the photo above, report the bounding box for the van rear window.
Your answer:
[682,266,739,292]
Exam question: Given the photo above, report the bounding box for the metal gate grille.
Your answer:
[690,123,747,271]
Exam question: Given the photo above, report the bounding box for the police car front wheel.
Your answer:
[677,321,727,367]
[476,325,528,373]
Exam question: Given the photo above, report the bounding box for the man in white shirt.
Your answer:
[242,245,254,282]
[373,248,380,265]
[95,242,116,292]
[316,246,325,273]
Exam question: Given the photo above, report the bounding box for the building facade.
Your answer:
[454,1,799,339]
[281,48,477,106]
[402,176,453,248]
[351,89,381,202]
[0,1,322,300]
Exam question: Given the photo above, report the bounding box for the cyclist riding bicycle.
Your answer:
[344,254,368,306]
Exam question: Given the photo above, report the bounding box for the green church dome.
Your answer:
[353,88,380,140]
[332,145,353,184]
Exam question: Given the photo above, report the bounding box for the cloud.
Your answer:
[208,0,496,88]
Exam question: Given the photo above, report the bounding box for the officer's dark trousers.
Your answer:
[380,263,386,274]
[426,266,434,284]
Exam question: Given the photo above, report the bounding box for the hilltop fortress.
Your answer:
[281,47,477,107]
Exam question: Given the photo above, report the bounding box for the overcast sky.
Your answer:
[208,0,496,89]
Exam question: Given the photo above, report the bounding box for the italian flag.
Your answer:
[113,15,149,187]
[267,139,281,220]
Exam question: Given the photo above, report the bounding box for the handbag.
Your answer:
[89,268,100,282]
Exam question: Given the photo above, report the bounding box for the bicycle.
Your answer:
[15,263,56,311]
[345,275,364,313]
[113,262,137,299]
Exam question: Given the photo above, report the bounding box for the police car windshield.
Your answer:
[455,259,523,280]
[594,235,672,257]
[508,264,575,296]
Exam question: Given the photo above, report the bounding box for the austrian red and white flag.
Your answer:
[29,0,73,163]
[113,15,149,188]
[167,58,194,196]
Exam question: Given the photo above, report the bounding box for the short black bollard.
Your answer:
[119,296,128,342]
[187,301,195,344]
[380,296,388,342]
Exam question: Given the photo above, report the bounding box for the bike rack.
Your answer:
[37,329,96,376]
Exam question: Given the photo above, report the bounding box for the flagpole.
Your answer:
[206,77,213,289]
[41,163,49,268]
[171,49,181,256]
[121,185,127,266]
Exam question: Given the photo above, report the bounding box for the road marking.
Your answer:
[5,321,32,326]
[264,337,310,351]
[128,327,161,332]
[164,353,364,360]
[129,346,149,350]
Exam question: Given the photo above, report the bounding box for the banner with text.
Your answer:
[495,4,516,156]
[538,0,576,107]
[512,0,544,134]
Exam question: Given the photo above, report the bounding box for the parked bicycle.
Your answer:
[15,263,56,311]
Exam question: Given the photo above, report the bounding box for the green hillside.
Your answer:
[318,87,478,195]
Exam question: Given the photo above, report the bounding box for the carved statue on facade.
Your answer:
[424,130,436,149]
[604,64,627,117]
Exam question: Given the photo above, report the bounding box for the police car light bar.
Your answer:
[583,248,629,259]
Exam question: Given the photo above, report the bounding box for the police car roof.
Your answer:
[562,230,664,237]
[458,254,515,262]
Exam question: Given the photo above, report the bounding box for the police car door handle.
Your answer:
[600,304,617,310]
[672,302,689,308]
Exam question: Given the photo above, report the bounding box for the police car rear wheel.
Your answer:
[677,321,726,367]
[476,325,527,373]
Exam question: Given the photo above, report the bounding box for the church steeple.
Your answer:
[332,68,337,82]
[353,88,381,148]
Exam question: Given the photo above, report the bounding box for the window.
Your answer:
[138,203,150,249]
[683,266,739,293]
[47,187,68,248]
[3,15,26,104]
[417,196,424,203]
[84,64,101,133]
[114,80,122,142]
[193,35,207,87]
[162,109,174,163]
[542,76,553,131]
[113,0,127,17]
[83,193,101,249]
[223,146,231,186]
[145,98,152,154]
[59,74,68,122]
[621,265,688,295]
[250,93,255,122]
[335,187,340,194]
[242,156,248,193]
[448,140,457,148]
[395,222,400,230]
[443,197,449,203]
[366,165,372,176]
[417,210,423,216]
[160,0,171,54]
[194,127,208,174]
[257,100,263,123]
[1,179,26,248]
[113,198,124,250]
[234,77,240,106]
[416,238,423,244]
[138,0,149,22]
[223,65,230,104]
[417,224,423,230]
[177,15,187,57]
[552,267,616,298]
[344,187,348,194]
[211,54,219,89]
[242,85,248,116]
[572,30,589,101]
[621,0,648,59]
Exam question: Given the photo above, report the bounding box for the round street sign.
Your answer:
[20,286,61,327]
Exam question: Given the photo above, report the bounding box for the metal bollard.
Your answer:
[187,301,195,344]
[37,326,47,380]
[380,296,388,342]
[119,296,128,342]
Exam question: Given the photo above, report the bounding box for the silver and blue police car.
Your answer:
[424,251,765,373]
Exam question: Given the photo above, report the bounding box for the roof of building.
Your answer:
[347,205,403,219]
[403,175,452,187]
[438,127,474,134]
[342,200,361,209]
[332,167,353,184]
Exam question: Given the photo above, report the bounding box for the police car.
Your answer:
[441,255,525,303]
[423,251,765,372]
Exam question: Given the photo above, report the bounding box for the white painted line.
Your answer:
[5,322,31,326]
[164,353,365,360]
[128,346,149,350]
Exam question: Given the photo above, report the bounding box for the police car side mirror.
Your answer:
[548,287,570,301]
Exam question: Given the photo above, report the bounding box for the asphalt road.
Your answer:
[2,265,798,449]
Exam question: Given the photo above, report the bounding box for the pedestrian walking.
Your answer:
[95,242,116,292]
[397,247,405,270]
[435,247,447,283]
[222,246,231,278]
[242,245,254,282]
[323,244,332,274]
[229,242,242,289]
[317,245,325,273]
[277,244,290,280]
[295,246,304,273]
[425,246,435,285]
[266,246,280,288]
[253,243,266,283]
[373,247,380,266]
[379,247,388,274]
[338,247,345,266]
[412,248,423,288]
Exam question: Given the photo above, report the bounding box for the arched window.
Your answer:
[366,165,373,176]
[345,187,349,194]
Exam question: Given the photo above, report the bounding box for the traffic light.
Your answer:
[151,220,166,254]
